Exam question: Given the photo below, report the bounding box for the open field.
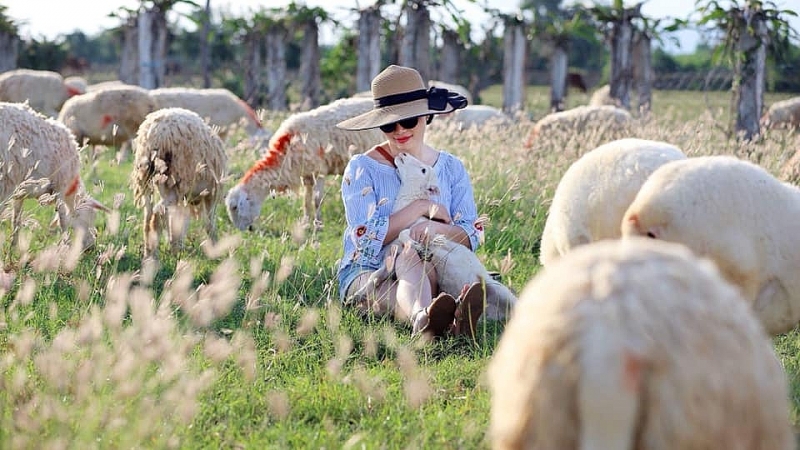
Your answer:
[1,85,799,448]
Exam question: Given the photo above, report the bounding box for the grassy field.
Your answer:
[1,85,800,448]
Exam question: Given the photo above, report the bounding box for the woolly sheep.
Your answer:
[58,84,158,148]
[428,80,473,106]
[0,102,108,250]
[539,138,687,266]
[622,155,800,335]
[525,105,632,147]
[150,87,263,138]
[131,107,227,258]
[0,69,83,117]
[588,84,618,107]
[488,237,794,450]
[351,152,517,321]
[432,104,511,131]
[760,96,800,130]
[225,97,384,230]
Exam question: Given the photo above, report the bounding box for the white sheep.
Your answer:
[588,84,618,107]
[0,69,83,117]
[539,138,687,266]
[525,105,632,147]
[760,96,800,130]
[432,104,511,131]
[351,152,517,321]
[0,102,108,250]
[622,155,800,335]
[131,107,228,258]
[488,237,794,450]
[58,84,158,148]
[63,76,88,96]
[225,97,384,230]
[149,87,264,138]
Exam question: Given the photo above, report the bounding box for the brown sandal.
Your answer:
[414,292,458,339]
[454,282,485,340]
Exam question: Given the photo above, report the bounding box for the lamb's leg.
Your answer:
[204,200,218,244]
[483,280,518,322]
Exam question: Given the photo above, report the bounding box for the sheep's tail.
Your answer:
[238,98,263,129]
[577,321,642,450]
[241,131,295,184]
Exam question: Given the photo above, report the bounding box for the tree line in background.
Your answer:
[0,0,797,139]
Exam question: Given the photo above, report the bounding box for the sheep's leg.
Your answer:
[313,174,324,229]
[348,244,399,309]
[143,196,160,259]
[9,199,23,249]
[204,198,218,244]
[300,175,318,229]
[168,204,190,252]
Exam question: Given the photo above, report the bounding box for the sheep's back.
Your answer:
[59,85,157,145]
[489,238,793,449]
[0,102,81,199]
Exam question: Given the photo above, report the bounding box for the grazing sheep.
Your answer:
[488,237,794,450]
[63,76,88,96]
[539,138,686,266]
[0,69,83,117]
[525,105,632,147]
[352,152,516,321]
[225,97,384,230]
[760,96,800,130]
[622,155,800,335]
[588,84,618,107]
[131,107,227,258]
[150,87,263,138]
[58,84,158,148]
[432,104,511,131]
[0,102,108,250]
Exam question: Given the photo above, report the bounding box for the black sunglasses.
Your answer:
[379,116,421,133]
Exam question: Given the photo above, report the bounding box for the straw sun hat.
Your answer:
[337,65,468,131]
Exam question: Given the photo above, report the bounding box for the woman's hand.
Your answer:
[412,199,452,224]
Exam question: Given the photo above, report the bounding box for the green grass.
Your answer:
[1,85,799,448]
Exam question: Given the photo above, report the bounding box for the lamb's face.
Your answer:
[226,184,258,231]
[394,152,439,198]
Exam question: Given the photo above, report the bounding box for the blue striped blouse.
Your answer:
[336,149,483,290]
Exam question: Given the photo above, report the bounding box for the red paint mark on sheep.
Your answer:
[65,176,80,197]
[66,85,83,97]
[241,131,295,183]
[238,99,263,128]
[101,114,114,128]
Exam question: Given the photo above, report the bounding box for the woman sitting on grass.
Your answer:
[335,64,485,340]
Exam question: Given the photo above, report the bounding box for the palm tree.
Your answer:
[356,4,384,92]
[694,0,798,140]
[288,3,333,110]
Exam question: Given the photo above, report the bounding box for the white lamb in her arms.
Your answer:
[350,152,517,321]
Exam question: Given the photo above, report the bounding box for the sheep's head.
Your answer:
[394,152,439,199]
[71,195,110,250]
[226,184,259,231]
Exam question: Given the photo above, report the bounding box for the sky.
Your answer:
[4,0,800,54]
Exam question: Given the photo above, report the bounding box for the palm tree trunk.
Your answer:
[266,24,287,111]
[244,32,262,108]
[399,0,431,81]
[439,29,460,84]
[299,19,320,110]
[200,0,212,88]
[503,20,526,113]
[734,7,767,140]
[609,3,641,109]
[356,6,382,93]
[0,31,17,72]
[138,10,156,88]
[119,17,139,84]
[633,31,652,113]
[550,45,568,112]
